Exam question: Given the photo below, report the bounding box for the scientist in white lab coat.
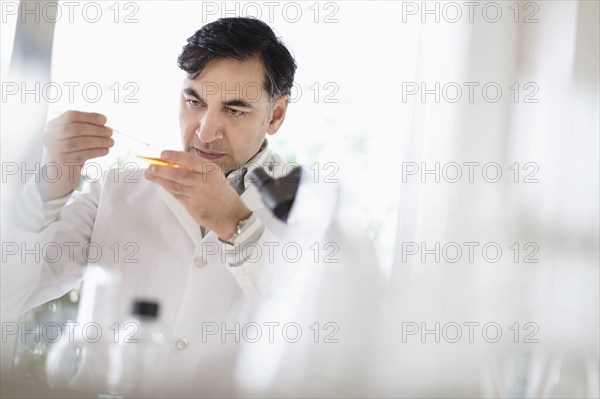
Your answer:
[3,17,319,395]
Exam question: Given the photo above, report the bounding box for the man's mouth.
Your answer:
[195,148,225,160]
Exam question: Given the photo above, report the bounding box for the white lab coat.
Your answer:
[2,146,383,396]
[3,147,311,394]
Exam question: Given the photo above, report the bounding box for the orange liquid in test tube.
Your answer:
[136,155,180,168]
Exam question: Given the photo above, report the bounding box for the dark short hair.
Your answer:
[177,17,297,99]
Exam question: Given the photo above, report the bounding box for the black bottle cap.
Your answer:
[131,300,159,318]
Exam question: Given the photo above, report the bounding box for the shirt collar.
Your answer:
[225,139,270,193]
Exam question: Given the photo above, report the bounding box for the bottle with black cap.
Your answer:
[106,299,166,397]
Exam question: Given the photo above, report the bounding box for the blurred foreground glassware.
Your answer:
[105,300,167,398]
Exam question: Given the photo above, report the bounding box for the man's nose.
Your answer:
[196,110,224,142]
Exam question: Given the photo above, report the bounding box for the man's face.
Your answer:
[179,57,288,175]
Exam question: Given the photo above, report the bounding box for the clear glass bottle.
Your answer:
[106,300,166,398]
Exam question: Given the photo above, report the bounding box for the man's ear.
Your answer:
[266,95,289,136]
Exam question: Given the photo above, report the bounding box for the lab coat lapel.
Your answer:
[157,186,202,244]
[240,184,266,212]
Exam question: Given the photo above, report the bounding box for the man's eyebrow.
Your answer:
[223,99,254,109]
[183,87,254,109]
[183,87,202,100]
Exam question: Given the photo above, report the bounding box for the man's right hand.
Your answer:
[39,111,114,201]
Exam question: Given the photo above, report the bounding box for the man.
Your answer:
[6,17,302,394]
[39,16,295,251]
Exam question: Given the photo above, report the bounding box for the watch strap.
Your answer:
[219,212,254,246]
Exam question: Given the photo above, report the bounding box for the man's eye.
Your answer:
[226,108,246,117]
[186,99,201,107]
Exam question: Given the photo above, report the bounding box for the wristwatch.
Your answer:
[219,212,254,246]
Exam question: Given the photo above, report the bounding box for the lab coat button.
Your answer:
[175,337,189,350]
[194,256,207,268]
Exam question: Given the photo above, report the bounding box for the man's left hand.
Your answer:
[144,150,251,241]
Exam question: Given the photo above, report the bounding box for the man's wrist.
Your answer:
[216,205,252,243]
[37,180,74,203]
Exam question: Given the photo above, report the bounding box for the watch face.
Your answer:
[221,213,253,246]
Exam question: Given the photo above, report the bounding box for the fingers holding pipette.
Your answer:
[48,108,151,147]
[40,110,115,201]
